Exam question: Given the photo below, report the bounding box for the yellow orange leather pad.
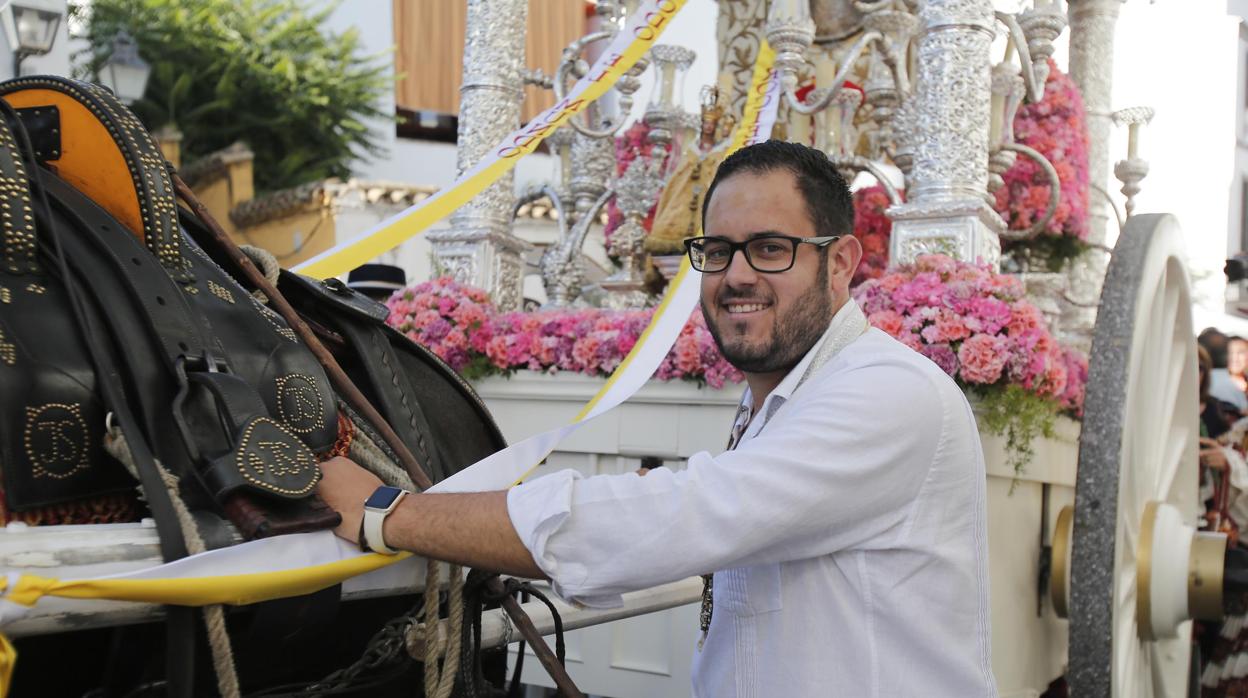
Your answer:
[0,88,143,242]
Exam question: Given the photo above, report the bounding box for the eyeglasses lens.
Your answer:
[690,238,795,273]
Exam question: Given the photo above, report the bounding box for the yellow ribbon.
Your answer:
[0,551,408,609]
[572,42,776,425]
[730,41,777,153]
[0,633,11,697]
[294,0,689,279]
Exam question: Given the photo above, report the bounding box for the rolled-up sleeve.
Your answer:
[506,358,952,606]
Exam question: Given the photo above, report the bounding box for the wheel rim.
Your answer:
[1068,214,1199,698]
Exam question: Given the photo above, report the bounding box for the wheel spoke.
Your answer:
[1156,423,1193,505]
[1137,274,1174,485]
[1147,283,1184,493]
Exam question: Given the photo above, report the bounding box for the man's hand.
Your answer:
[318,456,384,545]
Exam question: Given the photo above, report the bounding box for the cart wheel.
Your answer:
[1062,214,1201,697]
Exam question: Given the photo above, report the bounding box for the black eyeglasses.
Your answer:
[683,234,842,273]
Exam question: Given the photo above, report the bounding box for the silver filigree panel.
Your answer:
[906,0,995,201]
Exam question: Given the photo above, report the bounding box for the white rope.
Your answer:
[415,559,466,698]
[238,244,281,302]
[348,424,418,492]
[436,564,464,698]
[423,560,441,697]
[105,428,242,698]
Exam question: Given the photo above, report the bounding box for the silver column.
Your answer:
[887,0,1004,268]
[428,0,531,311]
[1062,0,1123,348]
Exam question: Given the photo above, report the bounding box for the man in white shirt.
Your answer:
[318,140,997,696]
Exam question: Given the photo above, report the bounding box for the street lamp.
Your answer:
[0,0,62,77]
[97,30,150,105]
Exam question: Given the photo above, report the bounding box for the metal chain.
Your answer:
[243,606,424,696]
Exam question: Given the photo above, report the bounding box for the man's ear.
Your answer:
[828,235,863,292]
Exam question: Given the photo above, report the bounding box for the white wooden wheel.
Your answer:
[1063,214,1201,697]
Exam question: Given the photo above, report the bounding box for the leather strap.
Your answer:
[45,172,320,506]
[37,172,215,373]
[342,320,447,481]
[279,272,450,482]
[8,113,198,694]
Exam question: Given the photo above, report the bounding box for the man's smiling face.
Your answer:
[699,168,836,376]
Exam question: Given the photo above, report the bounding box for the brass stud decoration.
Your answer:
[24,403,91,480]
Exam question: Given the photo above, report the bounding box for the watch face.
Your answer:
[364,486,405,510]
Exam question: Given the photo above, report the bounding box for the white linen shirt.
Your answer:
[507,301,997,697]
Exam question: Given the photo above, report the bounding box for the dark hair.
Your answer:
[1198,344,1212,404]
[1199,327,1230,369]
[700,140,855,240]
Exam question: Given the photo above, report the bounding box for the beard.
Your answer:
[702,263,834,375]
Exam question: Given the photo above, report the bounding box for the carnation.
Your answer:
[387,277,743,386]
[994,59,1091,243]
[851,184,897,285]
[851,254,1087,413]
[958,333,1009,384]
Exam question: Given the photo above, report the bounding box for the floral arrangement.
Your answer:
[854,254,1089,476]
[389,262,1089,477]
[850,183,896,286]
[386,276,742,388]
[993,59,1091,268]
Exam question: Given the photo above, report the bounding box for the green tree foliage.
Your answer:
[75,0,390,192]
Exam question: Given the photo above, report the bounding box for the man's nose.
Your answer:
[723,247,758,286]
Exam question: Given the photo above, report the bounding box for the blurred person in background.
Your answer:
[1201,328,1229,369]
[1209,334,1248,414]
[1203,345,1236,439]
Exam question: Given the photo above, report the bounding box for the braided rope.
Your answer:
[423,559,441,697]
[436,564,465,698]
[418,560,467,698]
[238,244,280,302]
[104,428,242,698]
[348,425,418,492]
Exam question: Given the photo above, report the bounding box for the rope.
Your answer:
[440,564,465,698]
[238,244,281,302]
[345,403,466,693]
[348,421,418,492]
[481,578,567,667]
[105,427,242,698]
[423,561,441,697]
[419,561,465,698]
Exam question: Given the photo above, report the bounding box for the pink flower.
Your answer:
[452,302,487,329]
[958,333,1009,384]
[1007,302,1045,337]
[899,332,925,353]
[413,309,441,330]
[920,343,959,378]
[915,254,957,277]
[922,309,971,344]
[964,297,1012,335]
[867,309,905,338]
[996,59,1090,243]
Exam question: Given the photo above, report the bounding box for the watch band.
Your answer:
[361,485,408,555]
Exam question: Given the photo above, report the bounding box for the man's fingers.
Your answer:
[318,456,384,545]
